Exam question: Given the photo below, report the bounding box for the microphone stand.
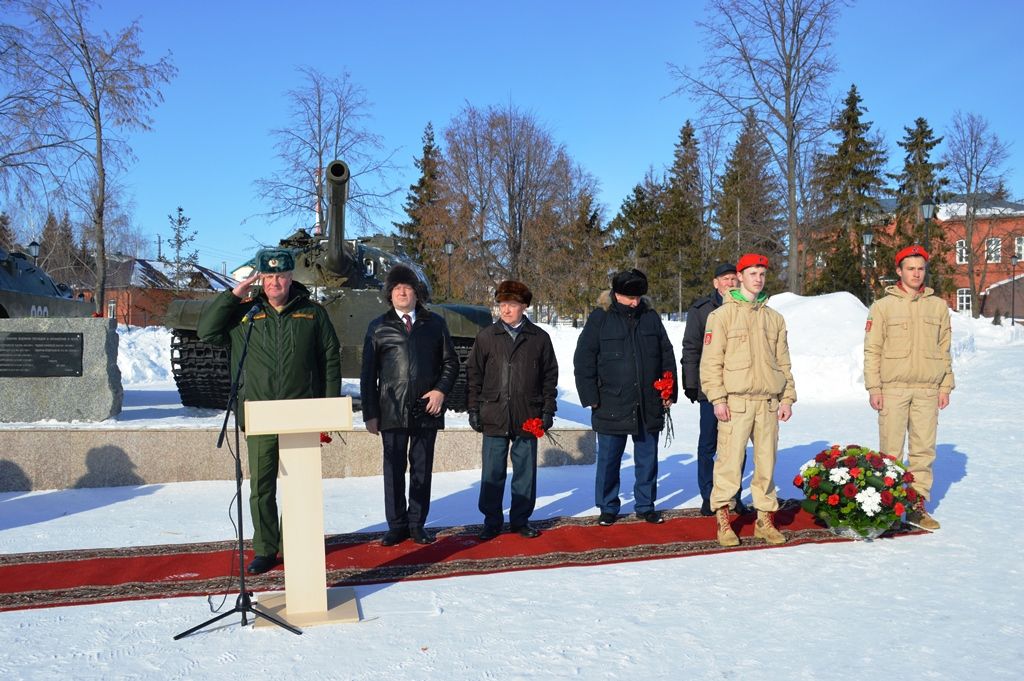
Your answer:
[175,301,301,639]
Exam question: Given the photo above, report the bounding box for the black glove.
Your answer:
[541,412,554,431]
[684,388,699,404]
[468,411,483,433]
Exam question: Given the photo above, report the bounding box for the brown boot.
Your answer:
[754,510,787,545]
[906,499,940,531]
[715,506,740,547]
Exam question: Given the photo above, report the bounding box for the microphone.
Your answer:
[243,300,262,322]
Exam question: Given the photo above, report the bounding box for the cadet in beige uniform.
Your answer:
[864,245,953,530]
[700,254,796,547]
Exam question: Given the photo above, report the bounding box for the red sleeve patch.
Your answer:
[704,332,712,345]
[865,320,872,332]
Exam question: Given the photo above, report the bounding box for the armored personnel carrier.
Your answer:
[164,160,492,411]
[0,246,93,318]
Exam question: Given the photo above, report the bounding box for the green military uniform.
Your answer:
[197,279,341,557]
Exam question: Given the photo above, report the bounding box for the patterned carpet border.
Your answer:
[0,506,924,612]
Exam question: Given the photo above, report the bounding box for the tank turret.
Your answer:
[165,159,493,411]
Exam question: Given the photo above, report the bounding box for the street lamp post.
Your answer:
[1012,255,1020,326]
[862,230,874,304]
[919,201,935,287]
[443,239,455,299]
[27,240,40,267]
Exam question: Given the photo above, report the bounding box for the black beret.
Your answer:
[611,268,648,297]
[713,262,737,278]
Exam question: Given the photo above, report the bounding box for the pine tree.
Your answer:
[161,206,199,290]
[394,123,445,291]
[887,118,949,292]
[0,212,14,252]
[608,176,664,277]
[807,85,888,303]
[38,211,77,281]
[715,111,784,268]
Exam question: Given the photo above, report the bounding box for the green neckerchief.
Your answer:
[729,289,768,304]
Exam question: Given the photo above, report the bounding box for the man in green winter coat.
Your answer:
[197,248,341,574]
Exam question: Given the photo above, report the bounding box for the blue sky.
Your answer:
[81,0,1024,270]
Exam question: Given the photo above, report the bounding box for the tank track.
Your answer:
[170,330,232,409]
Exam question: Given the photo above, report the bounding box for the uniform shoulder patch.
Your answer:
[865,320,872,332]
[704,331,713,345]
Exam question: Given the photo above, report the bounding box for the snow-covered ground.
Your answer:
[1,292,1022,680]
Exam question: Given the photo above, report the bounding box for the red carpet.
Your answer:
[0,506,922,612]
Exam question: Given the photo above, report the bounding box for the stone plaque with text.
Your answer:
[0,332,84,377]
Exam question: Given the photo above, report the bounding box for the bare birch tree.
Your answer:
[670,0,845,291]
[942,111,1010,317]
[4,0,175,313]
[253,66,399,237]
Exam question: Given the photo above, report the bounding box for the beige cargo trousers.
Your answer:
[878,386,939,500]
[710,395,781,512]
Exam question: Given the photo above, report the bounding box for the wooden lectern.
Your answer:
[244,396,359,628]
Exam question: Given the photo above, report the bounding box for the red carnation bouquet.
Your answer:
[653,371,675,445]
[522,417,561,446]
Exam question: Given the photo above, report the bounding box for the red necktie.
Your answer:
[403,314,412,333]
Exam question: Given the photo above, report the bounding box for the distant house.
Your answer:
[80,257,237,327]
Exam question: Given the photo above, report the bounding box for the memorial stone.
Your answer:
[0,317,122,422]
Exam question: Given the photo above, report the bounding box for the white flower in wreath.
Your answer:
[856,487,883,517]
[829,467,851,485]
[800,460,817,474]
[885,466,903,480]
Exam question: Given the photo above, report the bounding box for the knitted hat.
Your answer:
[611,268,648,296]
[737,253,770,272]
[495,279,532,306]
[895,244,929,267]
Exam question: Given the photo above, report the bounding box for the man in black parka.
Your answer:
[573,269,678,526]
[360,264,459,546]
[467,280,558,540]
[681,262,748,516]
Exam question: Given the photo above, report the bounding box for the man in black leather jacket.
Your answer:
[466,280,558,540]
[573,269,677,526]
[360,264,459,546]
[681,262,747,516]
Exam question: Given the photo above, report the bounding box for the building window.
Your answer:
[955,239,968,264]
[986,237,1001,263]
[956,288,972,312]
[107,299,117,319]
[1016,235,1024,260]
[814,254,825,268]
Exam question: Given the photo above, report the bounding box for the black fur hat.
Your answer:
[385,264,423,303]
[611,268,648,297]
[495,279,532,306]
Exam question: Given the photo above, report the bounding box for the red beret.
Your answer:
[737,253,770,272]
[895,245,929,267]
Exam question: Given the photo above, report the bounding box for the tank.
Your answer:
[164,159,493,411]
[0,246,93,318]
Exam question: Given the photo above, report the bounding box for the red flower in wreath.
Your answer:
[809,475,821,489]
[880,490,894,507]
[827,494,840,506]
[906,488,919,503]
[894,502,906,515]
[842,483,858,498]
[793,475,804,488]
[902,471,915,483]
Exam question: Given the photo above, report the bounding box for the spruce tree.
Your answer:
[716,111,784,269]
[394,123,444,290]
[807,85,888,303]
[660,121,709,316]
[887,118,949,292]
[161,206,199,290]
[0,212,14,252]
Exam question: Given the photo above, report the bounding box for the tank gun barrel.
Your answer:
[325,159,352,275]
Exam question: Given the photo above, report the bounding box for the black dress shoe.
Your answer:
[478,525,502,541]
[734,499,751,515]
[700,499,713,516]
[246,554,278,575]
[410,527,435,544]
[380,527,409,547]
[598,512,617,526]
[510,523,540,538]
[637,510,664,524]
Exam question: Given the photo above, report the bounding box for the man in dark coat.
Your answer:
[360,264,459,546]
[681,262,748,516]
[467,280,558,540]
[573,269,678,526]
[198,248,341,574]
